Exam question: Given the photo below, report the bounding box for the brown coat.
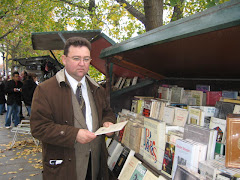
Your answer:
[30,69,116,180]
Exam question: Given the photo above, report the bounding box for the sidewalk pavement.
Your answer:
[0,108,42,180]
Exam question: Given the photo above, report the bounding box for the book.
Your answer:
[215,142,225,156]
[123,78,132,88]
[114,77,123,89]
[183,124,217,160]
[222,90,238,99]
[209,117,226,143]
[129,123,142,153]
[118,156,141,180]
[206,91,222,106]
[199,106,216,128]
[122,120,133,148]
[188,107,202,126]
[132,76,138,86]
[119,77,126,89]
[107,142,124,171]
[143,170,160,180]
[214,101,235,119]
[171,87,184,103]
[150,99,161,119]
[220,98,240,104]
[198,160,218,180]
[131,99,138,113]
[112,146,131,177]
[196,84,210,93]
[161,142,175,177]
[172,140,199,178]
[95,121,128,135]
[174,165,205,180]
[161,87,172,101]
[108,139,119,157]
[162,106,175,125]
[172,108,188,127]
[142,99,152,117]
[191,90,203,106]
[233,104,240,114]
[181,90,197,105]
[130,163,147,180]
[199,157,240,178]
[143,117,166,170]
[225,114,240,168]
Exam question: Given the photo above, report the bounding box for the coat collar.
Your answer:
[56,68,100,90]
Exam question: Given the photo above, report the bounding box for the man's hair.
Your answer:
[12,71,19,77]
[64,37,91,56]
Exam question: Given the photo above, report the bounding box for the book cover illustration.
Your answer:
[143,117,166,170]
[162,142,175,176]
[209,117,226,143]
[130,163,147,180]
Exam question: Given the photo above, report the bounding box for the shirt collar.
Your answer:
[65,69,86,94]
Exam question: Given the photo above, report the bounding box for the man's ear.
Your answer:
[62,55,66,65]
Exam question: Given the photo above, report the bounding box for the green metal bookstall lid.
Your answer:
[100,0,240,80]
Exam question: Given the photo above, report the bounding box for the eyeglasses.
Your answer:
[67,56,92,63]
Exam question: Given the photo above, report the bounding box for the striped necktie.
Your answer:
[76,83,86,118]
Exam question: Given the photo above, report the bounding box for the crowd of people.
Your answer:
[0,70,38,128]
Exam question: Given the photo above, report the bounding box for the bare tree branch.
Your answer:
[115,0,146,25]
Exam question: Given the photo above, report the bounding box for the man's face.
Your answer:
[13,74,20,82]
[62,45,91,81]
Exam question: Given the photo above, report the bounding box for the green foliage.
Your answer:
[0,0,230,79]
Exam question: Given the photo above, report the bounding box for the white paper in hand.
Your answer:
[95,121,128,135]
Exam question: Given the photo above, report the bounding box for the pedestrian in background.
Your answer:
[21,73,37,116]
[5,72,23,128]
[0,76,6,115]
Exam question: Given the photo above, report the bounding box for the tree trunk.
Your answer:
[143,0,163,31]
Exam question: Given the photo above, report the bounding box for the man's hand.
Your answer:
[76,129,96,144]
[103,122,114,137]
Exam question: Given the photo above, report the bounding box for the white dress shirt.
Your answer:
[65,70,93,132]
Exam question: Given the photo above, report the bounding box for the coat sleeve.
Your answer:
[100,87,117,125]
[30,85,79,148]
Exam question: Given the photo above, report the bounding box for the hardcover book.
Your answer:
[225,114,240,168]
[206,91,222,106]
[143,117,166,170]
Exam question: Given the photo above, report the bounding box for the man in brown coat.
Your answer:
[30,37,116,180]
